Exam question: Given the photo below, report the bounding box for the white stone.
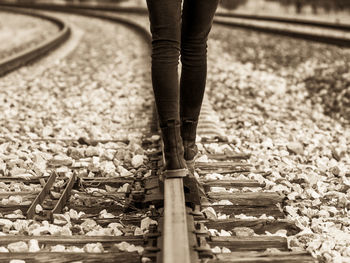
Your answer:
[210,187,227,193]
[118,166,132,177]
[84,243,104,253]
[7,241,28,253]
[0,219,13,231]
[51,245,65,252]
[219,230,231,236]
[35,204,43,214]
[211,246,221,253]
[0,246,9,252]
[85,146,100,157]
[42,126,53,137]
[140,217,157,231]
[9,195,22,205]
[28,239,40,252]
[49,155,73,167]
[134,227,143,236]
[131,154,144,168]
[222,247,231,253]
[201,207,217,220]
[9,260,26,263]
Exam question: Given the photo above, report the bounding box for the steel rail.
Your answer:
[0,5,193,262]
[162,178,191,263]
[215,12,350,31]
[0,1,149,15]
[0,6,70,76]
[213,18,350,47]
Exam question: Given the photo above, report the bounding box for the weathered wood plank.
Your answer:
[144,176,159,189]
[206,153,251,160]
[0,252,139,263]
[198,169,252,175]
[204,180,265,189]
[71,217,142,227]
[80,177,134,188]
[0,204,29,213]
[198,123,219,130]
[71,192,126,198]
[0,191,39,197]
[0,236,144,246]
[207,192,284,206]
[204,219,300,235]
[51,172,76,215]
[209,236,288,251]
[26,172,57,219]
[196,162,253,169]
[200,138,229,143]
[210,251,316,263]
[204,205,284,218]
[0,176,45,183]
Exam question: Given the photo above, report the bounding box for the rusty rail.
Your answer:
[26,172,57,219]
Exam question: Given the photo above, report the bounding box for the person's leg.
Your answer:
[180,0,219,163]
[180,0,219,208]
[146,0,182,127]
[180,0,219,122]
[146,0,186,172]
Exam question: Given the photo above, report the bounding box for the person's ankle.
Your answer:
[161,119,187,170]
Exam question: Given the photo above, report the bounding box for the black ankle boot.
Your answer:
[181,119,207,206]
[160,120,187,177]
[181,119,199,173]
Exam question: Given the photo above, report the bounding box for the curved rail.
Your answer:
[0,3,151,47]
[213,12,350,47]
[0,7,70,76]
[212,16,350,47]
[0,1,349,47]
[0,1,148,15]
[215,12,350,31]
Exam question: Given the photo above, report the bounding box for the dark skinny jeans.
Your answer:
[146,0,219,127]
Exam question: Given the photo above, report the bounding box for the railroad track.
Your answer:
[0,4,322,263]
[1,1,350,47]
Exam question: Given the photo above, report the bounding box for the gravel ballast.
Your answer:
[0,12,154,254]
[206,24,350,262]
[0,13,152,140]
